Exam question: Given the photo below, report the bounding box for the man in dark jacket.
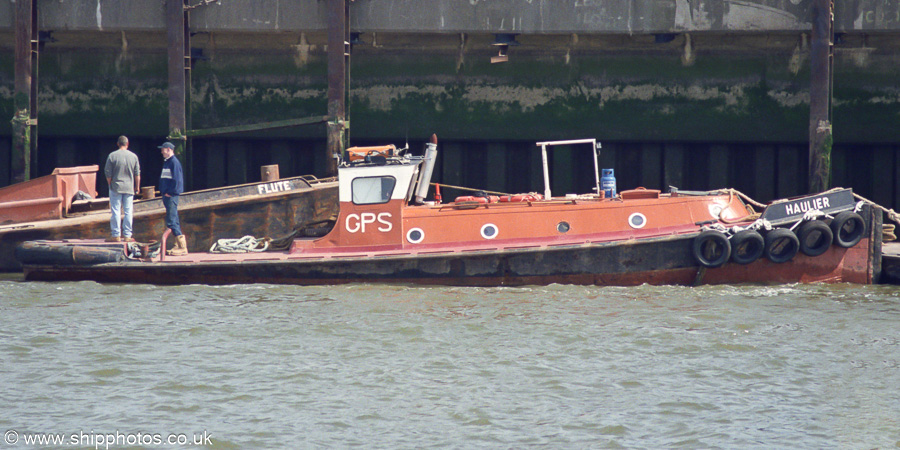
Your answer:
[158,142,187,255]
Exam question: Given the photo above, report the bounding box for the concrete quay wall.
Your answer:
[1,0,899,33]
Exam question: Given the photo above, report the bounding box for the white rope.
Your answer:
[787,209,827,231]
[702,223,729,233]
[125,242,159,260]
[803,209,826,221]
[850,193,900,224]
[210,236,269,253]
[727,218,772,235]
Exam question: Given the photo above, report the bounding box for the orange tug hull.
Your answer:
[16,138,881,286]
[19,194,881,287]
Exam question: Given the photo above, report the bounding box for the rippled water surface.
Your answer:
[2,275,899,448]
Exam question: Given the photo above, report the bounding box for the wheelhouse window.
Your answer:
[352,176,397,205]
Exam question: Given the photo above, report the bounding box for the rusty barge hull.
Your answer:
[21,206,881,286]
[1,177,338,272]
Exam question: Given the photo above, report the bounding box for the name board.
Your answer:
[257,180,294,195]
[345,212,393,233]
[760,189,856,225]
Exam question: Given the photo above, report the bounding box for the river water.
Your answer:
[1,276,899,448]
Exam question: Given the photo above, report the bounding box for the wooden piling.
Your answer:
[809,0,833,194]
[326,0,347,177]
[12,0,33,184]
[167,0,187,179]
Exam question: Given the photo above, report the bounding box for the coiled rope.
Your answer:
[125,241,160,259]
[210,236,270,253]
[884,224,897,242]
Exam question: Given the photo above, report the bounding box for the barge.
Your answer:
[2,165,338,271]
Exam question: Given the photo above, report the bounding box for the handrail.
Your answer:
[536,138,601,200]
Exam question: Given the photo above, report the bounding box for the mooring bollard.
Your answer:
[261,165,280,182]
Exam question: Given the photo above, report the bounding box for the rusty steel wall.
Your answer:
[1,0,899,32]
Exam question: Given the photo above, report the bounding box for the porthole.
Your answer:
[480,223,498,240]
[407,228,425,244]
[557,222,571,233]
[628,213,647,229]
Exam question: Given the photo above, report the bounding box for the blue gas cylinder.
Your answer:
[601,168,616,198]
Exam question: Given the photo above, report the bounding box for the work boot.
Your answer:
[168,234,189,256]
[105,236,122,242]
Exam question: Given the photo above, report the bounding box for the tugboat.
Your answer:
[17,135,881,286]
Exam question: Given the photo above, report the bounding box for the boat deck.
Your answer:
[99,226,704,264]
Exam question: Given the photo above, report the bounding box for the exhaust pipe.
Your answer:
[414,134,438,204]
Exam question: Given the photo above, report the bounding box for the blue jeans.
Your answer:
[109,191,134,238]
[163,195,182,236]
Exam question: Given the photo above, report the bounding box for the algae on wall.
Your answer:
[1,33,899,144]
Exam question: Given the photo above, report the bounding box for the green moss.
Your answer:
[0,47,897,144]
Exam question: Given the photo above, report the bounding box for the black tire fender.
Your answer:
[830,211,866,248]
[692,230,731,268]
[797,220,834,257]
[730,230,764,265]
[764,228,800,263]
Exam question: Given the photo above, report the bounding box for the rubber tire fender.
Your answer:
[830,211,866,248]
[692,230,732,269]
[729,229,764,265]
[797,220,833,257]
[764,228,800,263]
